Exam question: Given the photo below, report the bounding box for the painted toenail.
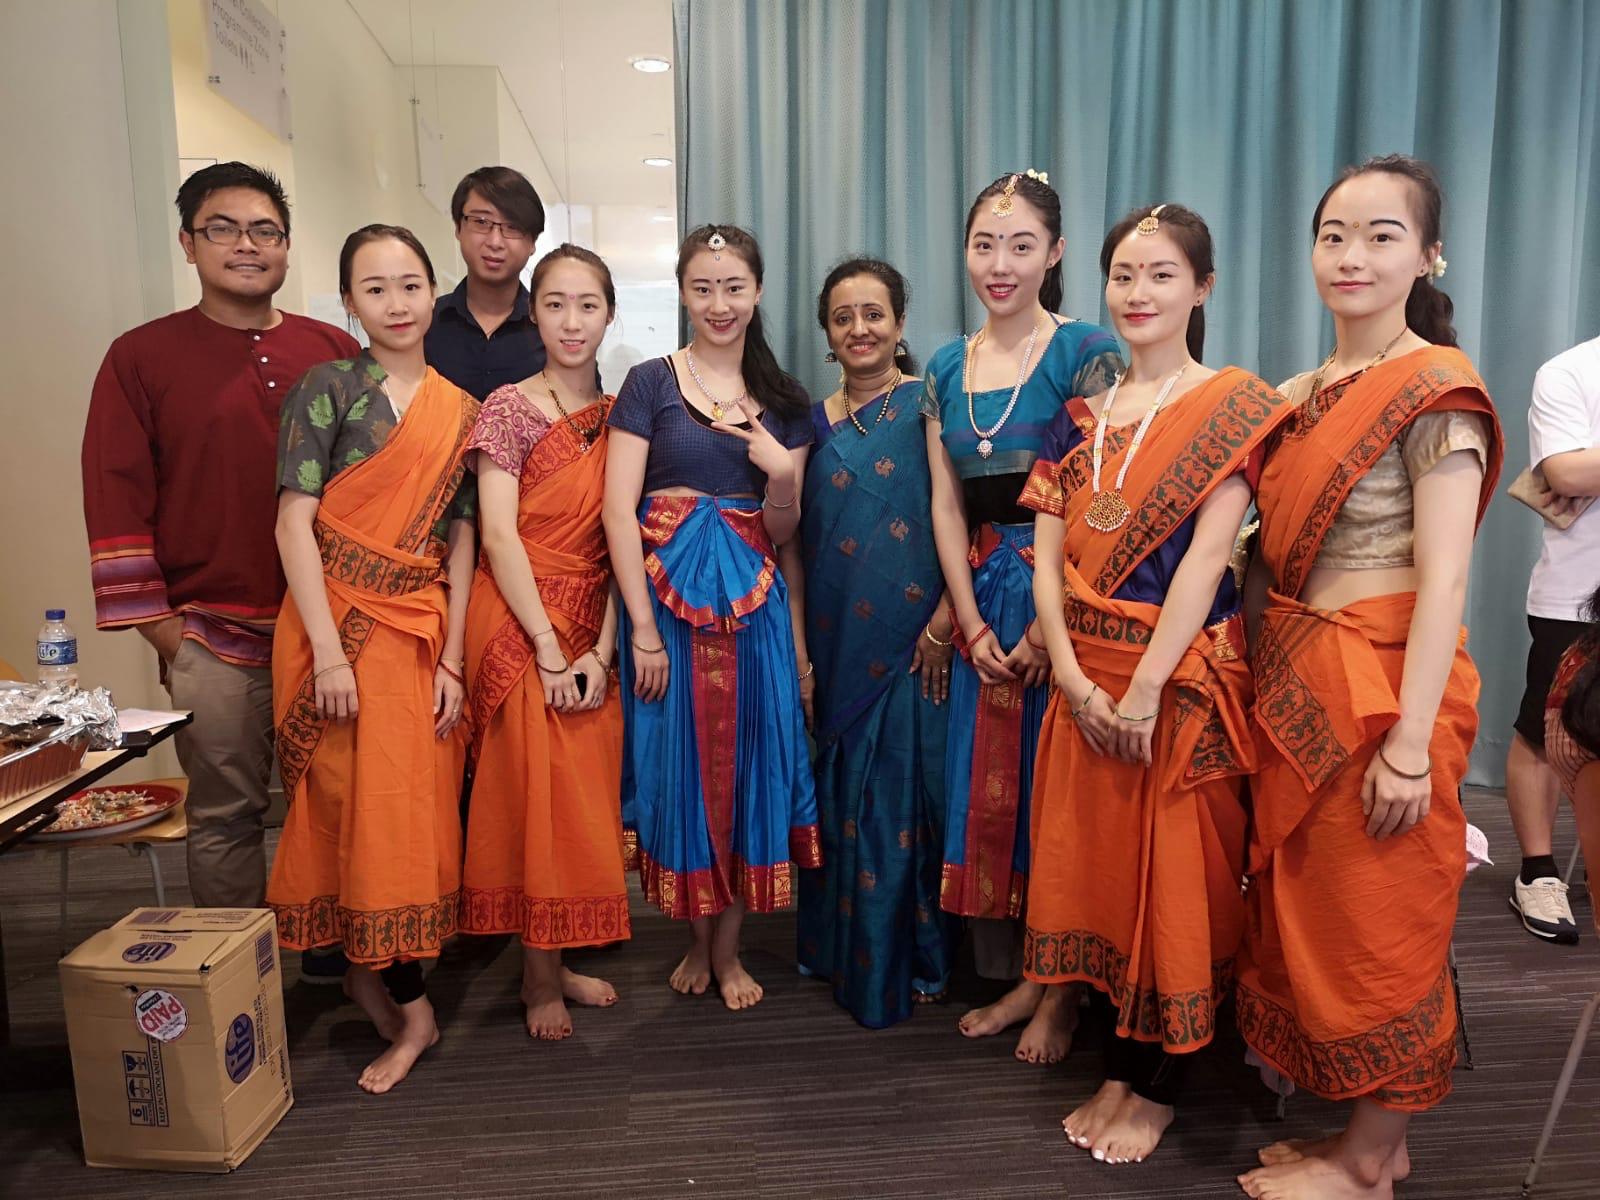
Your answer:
[1092,1149,1105,1161]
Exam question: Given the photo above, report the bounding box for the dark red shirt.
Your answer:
[82,307,359,666]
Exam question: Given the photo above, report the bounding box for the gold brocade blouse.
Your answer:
[1280,372,1493,569]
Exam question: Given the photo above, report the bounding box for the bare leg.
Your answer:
[669,917,713,995]
[357,993,440,1094]
[1506,732,1559,858]
[958,979,1042,1038]
[521,947,573,1040]
[1239,1100,1408,1198]
[1014,981,1081,1064]
[711,900,763,1010]
[342,963,404,1042]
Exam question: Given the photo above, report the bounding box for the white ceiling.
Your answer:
[349,0,676,210]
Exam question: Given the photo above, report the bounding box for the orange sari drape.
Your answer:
[1022,369,1289,1050]
[1235,347,1503,1110]
[268,368,478,968]
[460,404,630,949]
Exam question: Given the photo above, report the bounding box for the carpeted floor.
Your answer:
[1,787,1596,1198]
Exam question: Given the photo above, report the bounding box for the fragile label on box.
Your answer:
[121,1041,169,1127]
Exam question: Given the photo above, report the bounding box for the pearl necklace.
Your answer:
[842,369,901,436]
[964,317,1042,458]
[685,345,745,422]
[1084,364,1189,533]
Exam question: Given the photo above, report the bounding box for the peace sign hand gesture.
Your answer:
[711,393,793,481]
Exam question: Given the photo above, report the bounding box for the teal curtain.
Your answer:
[673,0,1600,784]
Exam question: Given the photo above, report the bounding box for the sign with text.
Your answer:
[205,0,291,140]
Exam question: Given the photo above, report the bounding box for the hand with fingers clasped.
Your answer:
[433,661,466,738]
[573,649,610,711]
[1001,623,1051,691]
[1362,731,1433,840]
[1066,676,1119,758]
[314,655,359,721]
[1109,677,1161,767]
[534,630,581,713]
[911,613,955,706]
[965,623,1015,687]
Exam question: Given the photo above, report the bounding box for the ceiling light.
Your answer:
[651,213,675,223]
[643,156,673,168]
[631,56,672,74]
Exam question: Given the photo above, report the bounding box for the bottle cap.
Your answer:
[45,609,66,621]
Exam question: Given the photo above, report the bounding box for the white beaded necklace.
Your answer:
[964,317,1042,459]
[1084,363,1189,532]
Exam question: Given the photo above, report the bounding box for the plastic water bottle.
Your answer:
[36,609,80,688]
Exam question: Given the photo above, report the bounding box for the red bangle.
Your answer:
[1025,623,1046,651]
[959,622,992,661]
[438,661,465,685]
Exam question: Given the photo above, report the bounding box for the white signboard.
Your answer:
[205,0,291,141]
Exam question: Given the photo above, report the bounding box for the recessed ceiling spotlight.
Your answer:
[643,156,673,168]
[631,56,672,73]
[650,213,675,223]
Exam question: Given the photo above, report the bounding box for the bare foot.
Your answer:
[520,980,573,1040]
[713,955,764,1011]
[1091,1091,1174,1164]
[560,966,619,1008]
[958,979,1042,1038]
[357,998,439,1094]
[1257,1136,1409,1182]
[669,943,713,995]
[913,989,946,1005]
[1063,1080,1130,1151]
[1238,1155,1393,1199]
[342,966,404,1042]
[1015,984,1079,1064]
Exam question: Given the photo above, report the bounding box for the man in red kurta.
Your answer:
[81,162,358,908]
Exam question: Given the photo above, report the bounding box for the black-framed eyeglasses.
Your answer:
[461,214,530,241]
[193,223,287,248]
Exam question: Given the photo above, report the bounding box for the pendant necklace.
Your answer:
[843,368,902,437]
[965,317,1042,459]
[541,372,603,453]
[1084,363,1189,533]
[685,344,745,422]
[1303,327,1408,421]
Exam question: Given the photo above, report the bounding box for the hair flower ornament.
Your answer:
[1429,254,1447,281]
[1024,168,1049,186]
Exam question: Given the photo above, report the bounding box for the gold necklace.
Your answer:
[842,368,901,437]
[540,372,603,452]
[1083,364,1189,533]
[1304,327,1408,420]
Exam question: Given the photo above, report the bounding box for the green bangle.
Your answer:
[1115,707,1159,723]
[1070,684,1098,718]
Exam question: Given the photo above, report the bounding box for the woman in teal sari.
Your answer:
[789,259,959,1028]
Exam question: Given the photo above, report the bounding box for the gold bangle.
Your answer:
[922,623,953,648]
[630,635,666,655]
[535,653,572,674]
[763,486,796,510]
[1115,708,1159,723]
[314,662,352,680]
[1070,684,1097,717]
[798,662,814,681]
[1377,744,1432,780]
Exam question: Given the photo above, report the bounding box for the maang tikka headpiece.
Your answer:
[992,174,1019,218]
[707,229,727,260]
[1135,204,1168,237]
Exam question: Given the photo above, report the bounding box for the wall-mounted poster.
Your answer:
[204,0,290,140]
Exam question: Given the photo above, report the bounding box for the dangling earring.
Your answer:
[824,350,838,363]
[895,338,911,358]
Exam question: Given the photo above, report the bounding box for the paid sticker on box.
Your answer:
[133,988,187,1043]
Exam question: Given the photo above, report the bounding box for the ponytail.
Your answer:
[1186,307,1206,362]
[1405,276,1457,348]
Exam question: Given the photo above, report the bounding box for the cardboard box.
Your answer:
[58,907,293,1172]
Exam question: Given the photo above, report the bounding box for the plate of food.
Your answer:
[36,783,183,841]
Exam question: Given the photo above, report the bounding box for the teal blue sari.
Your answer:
[795,381,958,1028]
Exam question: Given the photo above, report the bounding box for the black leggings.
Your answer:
[380,960,425,1005]
[1093,993,1188,1106]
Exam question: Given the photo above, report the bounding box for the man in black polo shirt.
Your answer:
[425,165,546,400]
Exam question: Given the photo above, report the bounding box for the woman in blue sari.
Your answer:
[603,224,818,1011]
[924,171,1123,1061]
[788,259,959,1028]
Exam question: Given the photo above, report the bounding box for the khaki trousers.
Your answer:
[165,639,275,908]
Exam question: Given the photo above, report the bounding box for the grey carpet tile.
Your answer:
[1,787,1596,1198]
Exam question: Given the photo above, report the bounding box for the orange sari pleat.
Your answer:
[268,368,478,968]
[1023,369,1288,1051]
[1236,346,1503,1111]
[460,406,630,949]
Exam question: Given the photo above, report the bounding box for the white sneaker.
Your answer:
[1509,876,1580,944]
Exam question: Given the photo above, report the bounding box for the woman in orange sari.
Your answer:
[269,226,479,1094]
[1236,157,1502,1199]
[1023,205,1289,1166]
[461,245,630,1040]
